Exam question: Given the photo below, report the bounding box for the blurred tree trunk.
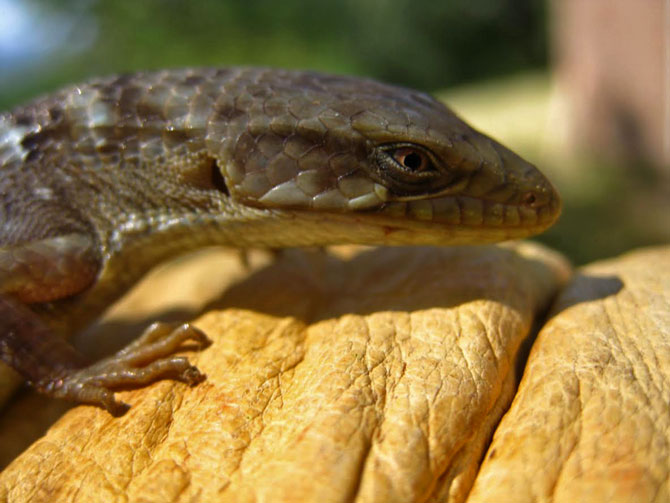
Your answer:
[551,0,669,171]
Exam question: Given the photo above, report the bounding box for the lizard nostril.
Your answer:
[521,191,538,207]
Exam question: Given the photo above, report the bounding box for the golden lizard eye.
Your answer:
[391,147,433,173]
[372,143,445,197]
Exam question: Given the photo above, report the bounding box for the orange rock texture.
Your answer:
[469,246,670,503]
[1,243,569,502]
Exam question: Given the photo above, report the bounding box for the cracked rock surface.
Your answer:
[1,242,573,502]
[468,246,670,503]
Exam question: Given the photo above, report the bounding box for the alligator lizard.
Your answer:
[0,67,561,415]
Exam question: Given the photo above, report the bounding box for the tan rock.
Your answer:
[0,243,568,503]
[0,248,273,467]
[468,246,670,503]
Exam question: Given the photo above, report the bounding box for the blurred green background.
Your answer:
[1,0,668,265]
[0,0,547,106]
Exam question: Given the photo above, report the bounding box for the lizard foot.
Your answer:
[38,322,212,416]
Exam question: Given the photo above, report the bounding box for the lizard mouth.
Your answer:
[378,192,562,232]
[267,189,561,247]
[216,190,561,249]
[230,181,561,247]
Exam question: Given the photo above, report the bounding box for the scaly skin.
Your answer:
[0,67,561,414]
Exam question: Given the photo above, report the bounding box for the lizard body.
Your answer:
[0,67,560,414]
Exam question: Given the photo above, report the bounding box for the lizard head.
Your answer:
[211,68,561,246]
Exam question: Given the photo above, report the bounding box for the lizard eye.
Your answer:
[374,143,451,198]
[391,147,434,173]
[374,143,441,184]
[372,142,452,198]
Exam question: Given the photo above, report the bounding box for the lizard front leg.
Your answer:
[0,233,210,415]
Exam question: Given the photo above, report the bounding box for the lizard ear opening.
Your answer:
[209,158,229,196]
[175,156,229,196]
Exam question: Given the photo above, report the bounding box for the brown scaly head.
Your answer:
[202,68,561,246]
